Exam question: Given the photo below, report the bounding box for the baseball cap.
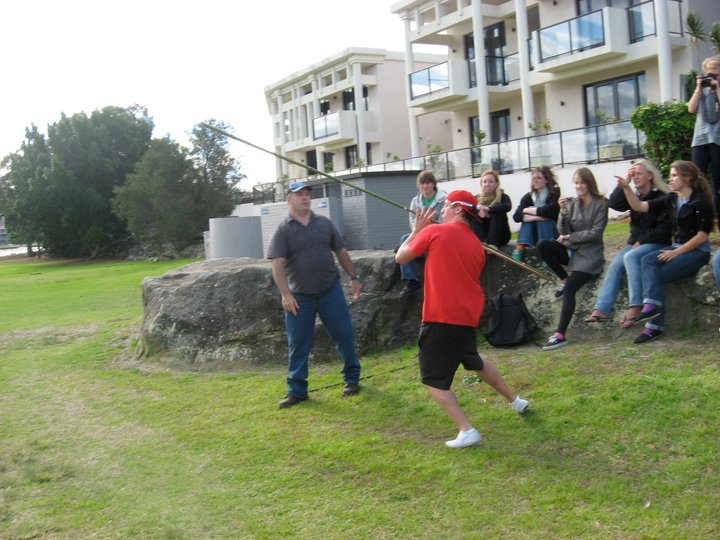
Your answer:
[287,181,312,195]
[446,190,477,208]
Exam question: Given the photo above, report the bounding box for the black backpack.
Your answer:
[484,293,537,347]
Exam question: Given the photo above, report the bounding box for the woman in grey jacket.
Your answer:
[538,167,609,350]
[399,170,447,297]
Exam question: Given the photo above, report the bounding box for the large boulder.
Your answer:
[138,252,421,369]
[138,249,720,370]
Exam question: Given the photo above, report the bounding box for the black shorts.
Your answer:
[418,322,484,390]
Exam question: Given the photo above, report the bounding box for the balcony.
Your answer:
[313,111,357,144]
[533,2,683,73]
[409,60,469,107]
[470,121,643,175]
[628,0,683,43]
[255,120,644,202]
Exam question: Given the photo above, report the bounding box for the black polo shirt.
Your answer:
[267,212,346,294]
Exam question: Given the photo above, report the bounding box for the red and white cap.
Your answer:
[446,190,477,210]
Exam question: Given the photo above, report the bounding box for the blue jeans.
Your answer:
[640,247,710,331]
[713,249,720,288]
[399,232,418,281]
[593,244,632,315]
[284,280,361,398]
[621,243,670,308]
[516,220,557,247]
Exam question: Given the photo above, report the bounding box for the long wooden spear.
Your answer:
[200,123,556,282]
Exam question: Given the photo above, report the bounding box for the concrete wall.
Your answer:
[226,160,641,260]
[258,192,346,258]
[207,217,263,259]
[339,172,421,251]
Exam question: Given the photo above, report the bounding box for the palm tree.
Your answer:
[710,22,720,58]
[685,12,708,70]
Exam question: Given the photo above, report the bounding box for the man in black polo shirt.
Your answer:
[268,181,362,408]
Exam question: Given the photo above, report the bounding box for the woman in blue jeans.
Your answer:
[619,160,715,344]
[584,159,672,325]
[511,165,560,261]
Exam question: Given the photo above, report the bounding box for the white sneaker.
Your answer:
[511,396,529,414]
[445,428,482,448]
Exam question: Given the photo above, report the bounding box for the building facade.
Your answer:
[391,0,718,172]
[264,47,453,182]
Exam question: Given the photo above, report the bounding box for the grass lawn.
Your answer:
[1,254,719,539]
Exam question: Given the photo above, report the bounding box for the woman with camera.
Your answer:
[689,57,720,216]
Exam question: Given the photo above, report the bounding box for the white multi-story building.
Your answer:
[264,47,453,181]
[391,0,718,172]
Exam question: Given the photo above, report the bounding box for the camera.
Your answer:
[701,72,718,88]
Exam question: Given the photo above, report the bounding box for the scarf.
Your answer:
[476,187,503,206]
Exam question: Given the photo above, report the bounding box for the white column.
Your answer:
[352,61,367,164]
[402,16,421,157]
[311,78,322,169]
[275,95,287,178]
[655,0,673,102]
[515,0,535,136]
[471,0,490,134]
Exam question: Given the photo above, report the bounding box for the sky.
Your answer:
[0,0,410,188]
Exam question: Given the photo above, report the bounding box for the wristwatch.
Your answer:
[350,275,360,281]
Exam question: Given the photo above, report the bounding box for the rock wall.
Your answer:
[138,249,720,370]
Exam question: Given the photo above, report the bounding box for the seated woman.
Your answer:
[620,160,715,344]
[399,170,447,298]
[512,165,560,261]
[585,159,672,325]
[538,167,608,350]
[470,169,512,249]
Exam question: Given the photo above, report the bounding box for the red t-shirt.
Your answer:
[407,221,486,327]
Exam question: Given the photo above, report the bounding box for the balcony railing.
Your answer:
[468,52,521,88]
[410,62,449,99]
[313,112,340,139]
[628,0,683,43]
[253,121,644,204]
[538,10,605,62]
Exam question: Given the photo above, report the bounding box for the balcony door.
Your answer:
[465,23,506,87]
[485,23,506,86]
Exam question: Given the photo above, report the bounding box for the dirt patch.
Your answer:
[0,325,105,352]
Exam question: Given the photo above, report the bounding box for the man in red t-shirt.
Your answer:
[396,189,530,448]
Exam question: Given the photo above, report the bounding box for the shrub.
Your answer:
[630,101,696,177]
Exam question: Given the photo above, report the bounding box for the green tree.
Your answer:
[0,126,51,253]
[711,22,720,57]
[630,100,696,177]
[685,12,708,70]
[113,138,196,251]
[186,119,245,231]
[39,105,153,257]
[112,120,245,252]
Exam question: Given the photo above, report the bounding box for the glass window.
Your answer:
[490,110,511,142]
[584,73,646,125]
[343,89,355,111]
[346,145,358,168]
[577,0,635,15]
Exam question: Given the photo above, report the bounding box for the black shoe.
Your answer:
[401,280,420,299]
[633,307,661,324]
[342,383,360,396]
[278,394,307,409]
[633,329,663,344]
